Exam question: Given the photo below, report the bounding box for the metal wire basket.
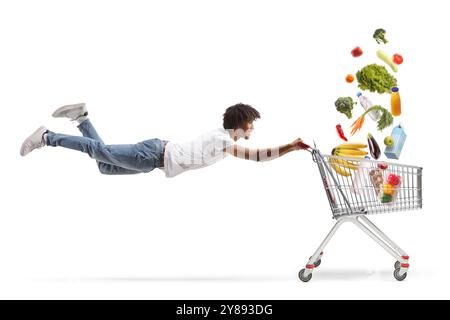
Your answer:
[314,151,423,217]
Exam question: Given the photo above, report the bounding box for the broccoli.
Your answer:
[373,28,388,44]
[335,97,356,119]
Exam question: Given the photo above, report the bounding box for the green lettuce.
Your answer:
[356,64,398,94]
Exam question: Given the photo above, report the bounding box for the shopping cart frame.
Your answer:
[298,144,423,282]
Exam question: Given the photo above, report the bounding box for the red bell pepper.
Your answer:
[336,124,348,141]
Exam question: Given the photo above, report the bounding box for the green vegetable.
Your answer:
[356,64,398,94]
[335,97,356,119]
[350,105,393,135]
[373,28,388,44]
[365,106,394,131]
[381,194,392,203]
[376,50,398,73]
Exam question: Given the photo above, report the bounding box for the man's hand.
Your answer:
[290,138,309,151]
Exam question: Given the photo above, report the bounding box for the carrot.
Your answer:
[350,105,393,136]
[350,116,365,136]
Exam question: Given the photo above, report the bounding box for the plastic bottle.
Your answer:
[391,87,401,116]
[357,92,380,121]
[351,156,371,195]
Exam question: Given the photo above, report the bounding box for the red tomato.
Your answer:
[351,47,363,57]
[393,54,403,65]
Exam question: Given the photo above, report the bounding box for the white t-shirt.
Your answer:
[160,128,235,178]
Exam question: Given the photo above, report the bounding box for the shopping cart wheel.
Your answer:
[394,261,401,270]
[298,269,312,283]
[393,268,407,281]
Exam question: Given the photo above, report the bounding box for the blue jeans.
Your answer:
[46,119,166,175]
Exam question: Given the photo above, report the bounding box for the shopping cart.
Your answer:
[298,143,423,282]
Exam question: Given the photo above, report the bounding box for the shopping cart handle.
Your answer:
[298,141,312,150]
[299,142,320,154]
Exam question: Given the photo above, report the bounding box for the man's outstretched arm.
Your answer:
[225,138,306,162]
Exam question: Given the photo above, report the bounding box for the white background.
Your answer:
[0,0,447,299]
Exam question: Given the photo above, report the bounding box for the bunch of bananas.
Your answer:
[332,143,368,158]
[330,143,368,177]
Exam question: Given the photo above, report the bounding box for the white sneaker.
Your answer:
[20,126,48,156]
[52,103,88,121]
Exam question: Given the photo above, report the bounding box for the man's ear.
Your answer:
[234,128,245,138]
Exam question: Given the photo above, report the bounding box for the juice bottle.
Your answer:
[391,87,401,116]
